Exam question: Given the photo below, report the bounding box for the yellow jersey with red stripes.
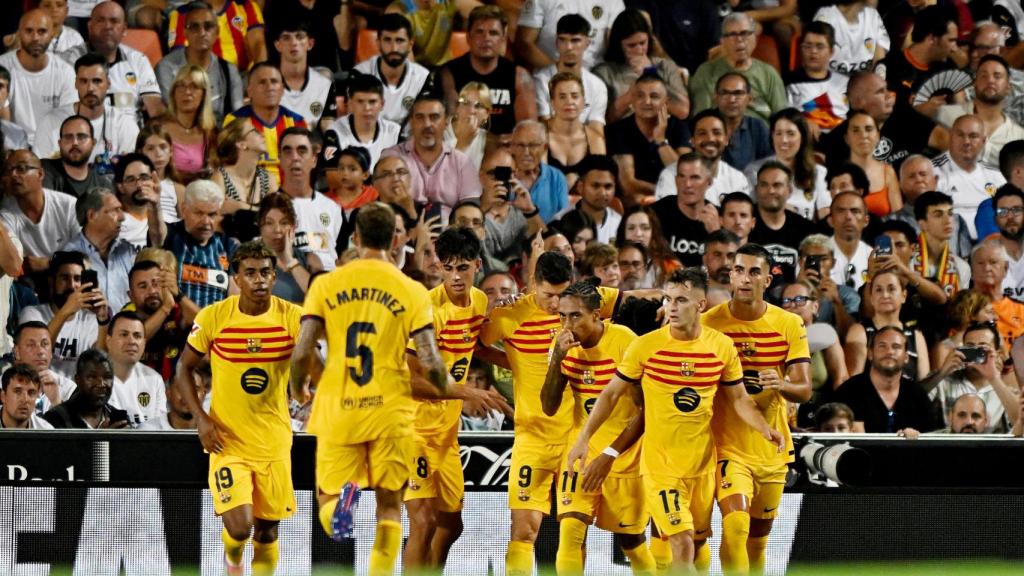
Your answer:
[303,258,434,445]
[480,287,620,441]
[167,0,264,70]
[408,285,488,446]
[616,325,743,479]
[702,302,810,467]
[561,322,640,478]
[186,295,301,461]
[223,105,306,181]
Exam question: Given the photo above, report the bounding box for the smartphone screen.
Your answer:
[81,269,99,292]
[875,235,893,256]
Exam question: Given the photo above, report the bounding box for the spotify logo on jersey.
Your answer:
[673,388,700,413]
[743,370,763,395]
[584,398,597,414]
[241,368,269,395]
[450,358,469,382]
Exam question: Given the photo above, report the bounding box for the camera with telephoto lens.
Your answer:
[798,439,872,487]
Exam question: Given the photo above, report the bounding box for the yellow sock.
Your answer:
[506,540,534,576]
[222,527,247,567]
[693,540,711,572]
[368,520,402,576]
[555,518,587,574]
[251,540,279,576]
[649,536,672,575]
[318,497,339,537]
[747,535,768,575]
[720,512,750,575]
[623,541,657,575]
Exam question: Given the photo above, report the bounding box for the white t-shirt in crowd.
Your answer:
[160,179,181,223]
[119,211,150,249]
[292,191,344,270]
[933,152,1006,239]
[829,238,873,291]
[33,104,140,162]
[0,51,78,145]
[281,67,334,126]
[814,5,890,76]
[110,362,168,428]
[327,114,402,172]
[102,45,162,115]
[19,305,98,379]
[354,56,430,126]
[0,189,80,259]
[593,208,621,245]
[655,160,751,205]
[745,158,831,221]
[518,0,625,69]
[534,64,609,125]
[49,26,86,65]
[68,0,103,18]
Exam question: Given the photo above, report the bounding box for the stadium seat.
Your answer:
[753,34,781,73]
[450,32,469,59]
[356,29,379,63]
[124,29,162,68]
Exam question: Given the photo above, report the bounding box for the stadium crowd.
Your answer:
[1,0,1024,573]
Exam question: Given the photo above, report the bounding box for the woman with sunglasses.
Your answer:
[444,82,491,170]
[212,118,277,242]
[844,270,930,382]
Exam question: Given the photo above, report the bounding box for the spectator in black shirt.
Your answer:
[42,348,129,429]
[834,326,939,433]
[880,5,963,116]
[42,115,112,200]
[748,161,817,282]
[632,0,720,79]
[650,152,720,267]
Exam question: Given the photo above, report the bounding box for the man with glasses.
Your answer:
[990,185,1024,301]
[689,12,786,123]
[713,73,771,172]
[748,161,816,283]
[531,14,608,131]
[933,114,1006,239]
[354,13,429,127]
[156,1,243,124]
[41,115,113,199]
[509,120,567,223]
[969,240,1024,350]
[785,20,849,135]
[113,153,164,249]
[276,20,336,128]
[0,150,80,276]
[167,0,267,73]
[382,94,481,223]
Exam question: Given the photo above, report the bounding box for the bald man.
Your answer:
[0,9,77,146]
[886,154,973,259]
[933,115,1007,238]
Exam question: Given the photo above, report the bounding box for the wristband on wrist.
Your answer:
[523,207,540,218]
[602,446,620,458]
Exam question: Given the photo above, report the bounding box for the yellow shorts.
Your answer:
[644,471,715,538]
[715,458,788,520]
[557,472,648,535]
[209,453,296,520]
[316,435,413,495]
[508,437,566,513]
[404,439,464,513]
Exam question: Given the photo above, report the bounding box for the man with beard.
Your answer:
[35,53,139,165]
[113,153,165,250]
[42,348,130,429]
[381,95,481,222]
[354,13,429,127]
[61,187,134,312]
[651,152,721,267]
[720,192,756,246]
[0,9,76,146]
[276,20,336,128]
[881,5,962,117]
[933,114,1006,239]
[834,327,938,433]
[616,242,649,290]
[989,185,1024,300]
[123,260,190,382]
[106,311,166,428]
[748,161,817,283]
[944,394,992,434]
[937,56,1024,167]
[703,229,739,296]
[0,365,54,429]
[714,73,771,172]
[41,116,113,200]
[926,322,1019,434]
[654,109,750,204]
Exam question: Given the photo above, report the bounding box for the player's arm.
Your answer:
[579,405,645,492]
[473,343,510,369]
[412,326,448,394]
[565,374,633,473]
[541,328,577,416]
[407,353,512,416]
[721,382,784,451]
[776,360,812,403]
[173,344,224,453]
[289,317,326,404]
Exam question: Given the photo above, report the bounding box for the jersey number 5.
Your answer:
[346,322,377,386]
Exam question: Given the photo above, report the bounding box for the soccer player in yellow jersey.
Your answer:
[480,251,621,575]
[403,227,512,571]
[541,280,655,575]
[174,241,302,576]
[289,203,449,576]
[567,268,784,573]
[702,244,812,575]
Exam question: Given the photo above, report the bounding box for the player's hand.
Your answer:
[554,329,580,356]
[765,428,785,452]
[758,370,783,390]
[291,376,312,406]
[565,436,590,475]
[580,453,614,492]
[460,386,513,418]
[198,414,226,453]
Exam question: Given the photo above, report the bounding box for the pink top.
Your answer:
[380,140,481,223]
[172,141,206,175]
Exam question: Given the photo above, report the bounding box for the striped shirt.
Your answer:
[224,105,306,181]
[167,0,264,70]
[163,221,239,309]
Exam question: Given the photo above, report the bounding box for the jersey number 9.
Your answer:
[346,322,377,386]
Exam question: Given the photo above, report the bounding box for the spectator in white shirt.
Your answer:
[8,321,77,412]
[139,369,206,431]
[39,0,87,65]
[933,114,1006,239]
[353,13,429,127]
[106,311,167,428]
[532,14,608,131]
[326,74,400,173]
[0,364,54,429]
[275,20,335,128]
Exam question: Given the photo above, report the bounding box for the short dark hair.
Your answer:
[410,93,447,114]
[73,52,109,75]
[715,71,749,94]
[49,251,86,278]
[690,108,726,134]
[666,267,708,293]
[802,20,836,48]
[577,154,619,181]
[257,191,297,227]
[705,228,741,247]
[757,159,792,181]
[911,4,957,44]
[677,150,710,174]
[279,126,313,152]
[872,325,908,346]
[248,61,280,79]
[719,191,755,215]
[2,363,40,392]
[827,161,870,194]
[994,184,1024,211]
[877,220,918,245]
[964,321,1002,350]
[535,251,573,285]
[76,185,115,227]
[106,310,145,336]
[355,203,396,250]
[736,243,772,269]
[617,240,648,262]
[814,402,854,429]
[276,16,312,37]
[113,152,155,184]
[999,139,1024,177]
[634,71,666,89]
[556,13,591,36]
[231,240,277,273]
[347,73,385,99]
[376,13,413,37]
[76,348,113,377]
[0,65,10,85]
[128,260,163,285]
[435,226,482,263]
[13,321,49,345]
[560,278,603,312]
[978,54,1011,77]
[914,191,954,221]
